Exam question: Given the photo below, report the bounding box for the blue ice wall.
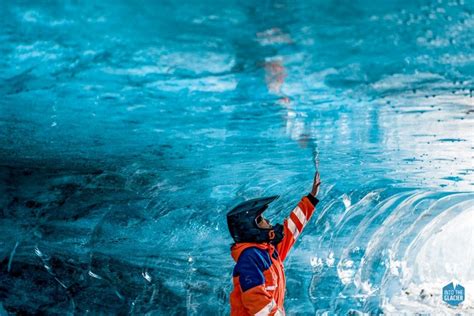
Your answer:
[1,0,473,314]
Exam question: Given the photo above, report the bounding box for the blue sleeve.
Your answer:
[233,248,271,292]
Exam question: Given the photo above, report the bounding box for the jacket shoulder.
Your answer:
[233,247,272,276]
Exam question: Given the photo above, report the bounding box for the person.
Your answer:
[227,171,321,315]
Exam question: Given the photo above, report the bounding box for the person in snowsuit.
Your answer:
[227,172,321,315]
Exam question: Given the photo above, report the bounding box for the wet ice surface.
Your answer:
[0,0,473,314]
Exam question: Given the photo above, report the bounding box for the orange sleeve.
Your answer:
[276,195,318,261]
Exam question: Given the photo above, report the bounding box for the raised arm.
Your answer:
[277,172,321,261]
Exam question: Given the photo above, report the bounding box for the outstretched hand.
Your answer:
[310,171,321,197]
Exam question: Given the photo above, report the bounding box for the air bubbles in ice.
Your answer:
[337,259,355,285]
[22,11,41,23]
[386,250,403,277]
[342,194,351,209]
[310,256,323,272]
[34,247,43,257]
[326,251,335,267]
[88,270,103,280]
[142,271,152,283]
[354,276,377,296]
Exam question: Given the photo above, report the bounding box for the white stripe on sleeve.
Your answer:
[292,206,307,227]
[287,218,300,240]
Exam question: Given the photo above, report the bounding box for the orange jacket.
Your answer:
[230,195,318,316]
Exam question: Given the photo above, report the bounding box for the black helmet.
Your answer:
[227,195,283,244]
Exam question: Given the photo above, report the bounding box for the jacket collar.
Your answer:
[231,242,275,262]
